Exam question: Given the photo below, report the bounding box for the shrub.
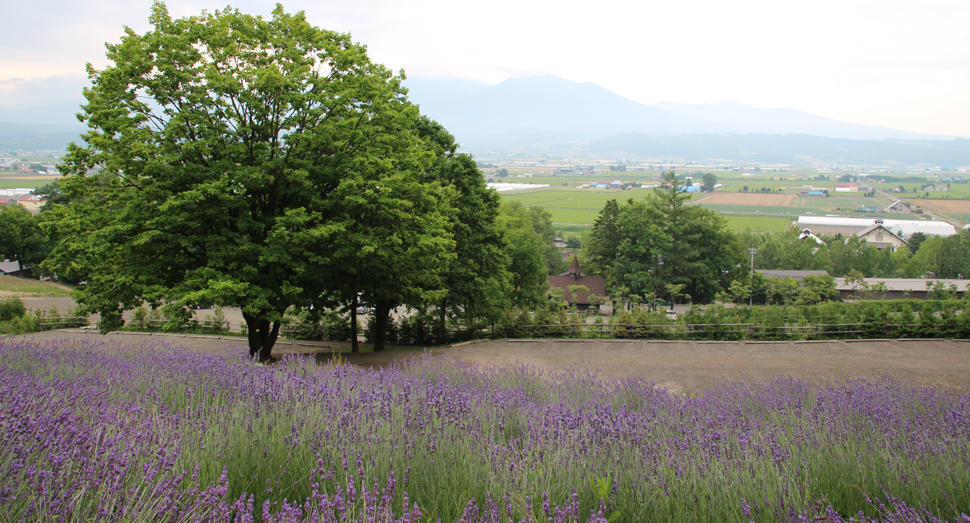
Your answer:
[132,305,149,329]
[0,297,26,322]
[202,306,228,331]
[285,309,324,341]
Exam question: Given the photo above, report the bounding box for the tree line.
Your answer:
[737,227,970,280]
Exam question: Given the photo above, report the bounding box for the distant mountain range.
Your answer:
[404,75,969,165]
[2,74,967,165]
[0,122,86,151]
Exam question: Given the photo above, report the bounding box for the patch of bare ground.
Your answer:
[906,198,970,214]
[13,331,970,394]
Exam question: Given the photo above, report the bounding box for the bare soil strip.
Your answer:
[12,331,970,394]
[908,198,970,214]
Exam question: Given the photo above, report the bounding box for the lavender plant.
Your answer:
[1,337,969,522]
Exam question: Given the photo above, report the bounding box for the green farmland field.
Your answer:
[501,187,797,231]
[724,216,791,233]
[495,181,946,231]
[0,180,48,189]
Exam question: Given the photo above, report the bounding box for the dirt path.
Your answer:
[12,330,970,394]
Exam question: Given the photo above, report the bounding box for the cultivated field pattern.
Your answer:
[910,199,970,215]
[692,192,794,207]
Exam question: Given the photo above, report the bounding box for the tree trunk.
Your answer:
[350,294,359,353]
[372,301,393,352]
[438,297,448,344]
[243,312,281,362]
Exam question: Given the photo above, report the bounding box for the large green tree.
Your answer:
[496,201,549,308]
[412,117,509,337]
[44,4,450,361]
[701,172,717,192]
[645,171,744,304]
[0,204,50,271]
[528,205,566,275]
[903,230,970,279]
[753,229,831,272]
[586,198,622,279]
[610,200,668,301]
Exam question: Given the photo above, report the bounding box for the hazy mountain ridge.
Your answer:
[406,75,711,144]
[2,74,965,165]
[653,100,943,141]
[0,122,85,151]
[590,133,970,166]
[405,75,958,140]
[404,75,967,164]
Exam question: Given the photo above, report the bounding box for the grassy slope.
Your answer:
[0,275,74,297]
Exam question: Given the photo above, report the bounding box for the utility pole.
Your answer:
[747,248,757,307]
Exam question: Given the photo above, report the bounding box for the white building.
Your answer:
[856,219,908,252]
[0,188,36,198]
[796,216,956,239]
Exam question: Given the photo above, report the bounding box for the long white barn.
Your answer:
[796,216,957,238]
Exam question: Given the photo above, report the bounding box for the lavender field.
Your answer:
[2,337,970,522]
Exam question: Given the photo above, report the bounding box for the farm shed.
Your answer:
[0,260,34,278]
[796,216,956,239]
[0,188,35,198]
[890,220,958,239]
[547,257,607,311]
[835,278,969,301]
[756,270,828,281]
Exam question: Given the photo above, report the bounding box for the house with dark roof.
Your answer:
[547,256,607,310]
[886,200,910,213]
[0,260,33,278]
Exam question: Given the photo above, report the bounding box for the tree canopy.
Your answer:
[0,204,50,272]
[412,116,509,337]
[44,3,453,360]
[587,172,744,306]
[496,201,550,308]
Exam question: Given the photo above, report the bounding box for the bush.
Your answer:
[132,306,149,329]
[363,313,397,344]
[0,297,26,322]
[284,309,324,341]
[397,314,437,345]
[324,311,353,342]
[202,306,228,331]
[0,310,38,335]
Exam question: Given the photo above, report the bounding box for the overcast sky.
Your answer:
[3,0,968,136]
